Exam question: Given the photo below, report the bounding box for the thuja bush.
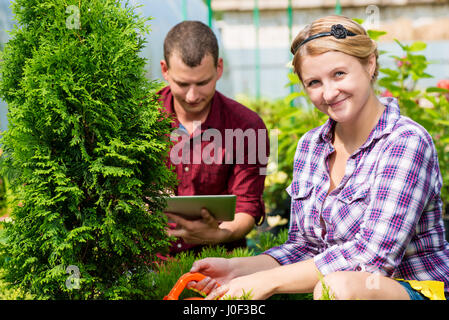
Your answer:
[0,0,175,299]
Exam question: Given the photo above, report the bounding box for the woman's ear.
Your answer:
[367,53,377,80]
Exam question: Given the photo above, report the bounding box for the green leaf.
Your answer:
[287,73,300,85]
[426,87,449,93]
[379,68,399,78]
[394,39,407,51]
[409,41,427,52]
[367,30,387,41]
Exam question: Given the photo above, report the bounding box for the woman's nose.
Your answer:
[322,82,340,104]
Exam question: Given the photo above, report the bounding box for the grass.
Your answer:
[316,272,335,300]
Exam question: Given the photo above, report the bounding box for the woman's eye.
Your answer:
[307,80,319,87]
[335,71,345,77]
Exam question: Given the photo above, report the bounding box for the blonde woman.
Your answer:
[188,15,449,300]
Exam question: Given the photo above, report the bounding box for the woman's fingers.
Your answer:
[205,284,229,300]
[203,278,219,295]
[186,277,218,296]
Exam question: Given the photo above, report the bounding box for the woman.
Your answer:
[187,15,449,300]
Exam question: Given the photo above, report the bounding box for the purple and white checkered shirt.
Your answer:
[264,97,449,294]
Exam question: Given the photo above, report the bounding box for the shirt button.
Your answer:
[184,166,189,172]
[356,266,362,271]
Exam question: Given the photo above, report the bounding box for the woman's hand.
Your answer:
[186,257,236,296]
[205,272,275,300]
[187,255,281,299]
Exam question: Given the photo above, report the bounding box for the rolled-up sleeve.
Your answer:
[228,163,266,224]
[264,224,319,265]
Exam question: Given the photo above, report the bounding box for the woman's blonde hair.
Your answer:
[291,15,379,83]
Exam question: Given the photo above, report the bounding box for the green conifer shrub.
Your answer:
[0,0,175,299]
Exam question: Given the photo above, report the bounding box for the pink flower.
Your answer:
[395,56,409,68]
[381,89,394,98]
[437,79,449,90]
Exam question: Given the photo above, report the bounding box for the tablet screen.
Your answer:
[165,195,236,221]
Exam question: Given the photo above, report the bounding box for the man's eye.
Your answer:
[197,79,211,86]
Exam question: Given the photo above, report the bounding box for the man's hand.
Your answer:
[165,208,231,245]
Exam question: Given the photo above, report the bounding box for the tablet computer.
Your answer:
[165,195,236,221]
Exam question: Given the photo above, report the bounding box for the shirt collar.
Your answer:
[160,87,180,128]
[360,97,401,149]
[318,118,335,144]
[317,97,401,148]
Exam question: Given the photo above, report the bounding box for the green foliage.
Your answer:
[0,175,8,218]
[248,227,288,254]
[377,40,449,211]
[222,289,253,300]
[0,0,175,299]
[316,272,335,300]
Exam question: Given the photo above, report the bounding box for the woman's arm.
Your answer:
[205,257,320,300]
[187,254,280,296]
[190,254,280,283]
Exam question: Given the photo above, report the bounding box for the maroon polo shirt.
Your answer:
[158,86,268,254]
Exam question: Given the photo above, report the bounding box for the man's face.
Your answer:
[161,52,223,117]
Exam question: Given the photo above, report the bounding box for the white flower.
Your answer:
[267,215,288,227]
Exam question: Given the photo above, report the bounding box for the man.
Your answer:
[158,21,269,254]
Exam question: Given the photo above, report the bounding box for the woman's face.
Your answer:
[299,51,376,125]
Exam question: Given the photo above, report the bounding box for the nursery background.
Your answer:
[0,0,448,300]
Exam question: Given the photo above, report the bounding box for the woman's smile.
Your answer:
[327,97,349,109]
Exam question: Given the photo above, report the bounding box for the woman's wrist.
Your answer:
[227,254,280,280]
[227,257,245,279]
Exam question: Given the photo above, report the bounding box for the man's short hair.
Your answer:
[164,20,219,68]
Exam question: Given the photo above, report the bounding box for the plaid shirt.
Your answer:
[265,97,449,294]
